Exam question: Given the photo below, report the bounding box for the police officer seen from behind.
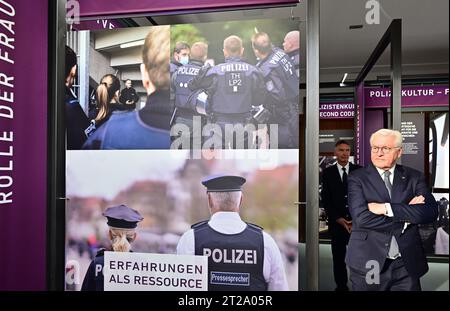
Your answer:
[188,36,267,149]
[119,79,140,110]
[171,42,209,148]
[252,32,299,148]
[81,204,143,291]
[65,46,90,150]
[82,26,171,149]
[177,175,288,291]
[321,140,361,291]
[282,31,300,78]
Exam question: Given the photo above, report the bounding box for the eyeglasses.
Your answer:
[371,146,400,154]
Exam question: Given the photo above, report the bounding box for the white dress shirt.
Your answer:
[176,211,289,291]
[337,162,350,181]
[375,165,396,217]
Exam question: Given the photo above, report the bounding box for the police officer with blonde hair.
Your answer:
[81,204,143,291]
[176,175,288,291]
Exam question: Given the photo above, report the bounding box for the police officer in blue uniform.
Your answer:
[170,42,190,75]
[188,36,267,149]
[252,32,299,148]
[81,204,143,291]
[283,31,300,78]
[82,26,171,149]
[177,175,288,291]
[65,46,90,149]
[171,42,209,148]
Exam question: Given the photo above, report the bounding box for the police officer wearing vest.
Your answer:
[81,204,143,291]
[188,36,267,149]
[251,32,299,148]
[176,175,288,291]
[282,31,300,79]
[171,42,209,148]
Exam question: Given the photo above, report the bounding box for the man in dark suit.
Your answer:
[346,129,438,291]
[322,140,361,291]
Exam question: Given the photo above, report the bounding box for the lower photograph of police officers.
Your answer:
[170,19,299,150]
[66,150,299,290]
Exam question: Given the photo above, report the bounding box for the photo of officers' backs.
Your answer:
[77,175,291,291]
[68,21,299,150]
[171,32,299,150]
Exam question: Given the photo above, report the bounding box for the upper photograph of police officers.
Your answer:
[72,20,300,150]
[176,175,289,291]
[252,32,299,149]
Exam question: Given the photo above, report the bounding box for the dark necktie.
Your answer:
[383,170,400,258]
[342,167,348,188]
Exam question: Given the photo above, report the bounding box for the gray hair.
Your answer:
[209,191,242,211]
[370,128,403,147]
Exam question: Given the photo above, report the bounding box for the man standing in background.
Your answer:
[322,140,361,291]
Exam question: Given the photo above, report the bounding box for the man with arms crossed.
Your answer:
[346,129,438,290]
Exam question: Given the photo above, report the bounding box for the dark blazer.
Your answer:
[322,162,361,224]
[345,163,438,279]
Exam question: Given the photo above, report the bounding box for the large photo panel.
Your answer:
[66,19,299,150]
[65,150,299,290]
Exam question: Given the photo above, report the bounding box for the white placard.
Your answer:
[104,252,208,291]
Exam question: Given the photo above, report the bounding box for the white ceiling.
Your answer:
[317,0,449,82]
[113,0,449,83]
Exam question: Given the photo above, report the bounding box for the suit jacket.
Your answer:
[322,162,361,224]
[345,163,438,279]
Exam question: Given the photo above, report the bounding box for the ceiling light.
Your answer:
[340,73,348,87]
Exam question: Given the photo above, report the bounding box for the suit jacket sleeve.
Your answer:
[391,173,438,224]
[348,173,398,231]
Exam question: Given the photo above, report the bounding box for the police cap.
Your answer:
[103,204,143,229]
[201,175,246,192]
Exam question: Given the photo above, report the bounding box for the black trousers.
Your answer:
[329,224,350,290]
[349,257,421,291]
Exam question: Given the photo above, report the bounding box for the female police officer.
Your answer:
[81,204,143,291]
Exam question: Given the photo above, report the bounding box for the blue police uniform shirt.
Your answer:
[170,60,182,75]
[65,86,90,150]
[202,56,267,115]
[256,47,299,105]
[287,49,300,78]
[172,60,204,113]
[256,47,299,148]
[81,249,105,291]
[82,91,171,149]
